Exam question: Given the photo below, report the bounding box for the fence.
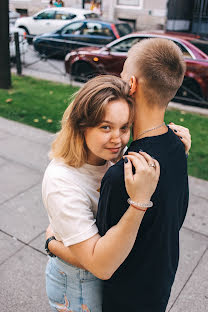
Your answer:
[192,0,208,35]
[11,32,208,109]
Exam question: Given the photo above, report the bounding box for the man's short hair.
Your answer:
[127,38,186,106]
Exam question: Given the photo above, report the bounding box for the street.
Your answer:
[11,43,68,79]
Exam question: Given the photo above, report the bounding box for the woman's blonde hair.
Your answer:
[50,75,134,168]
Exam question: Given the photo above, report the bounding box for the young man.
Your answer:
[96,38,189,312]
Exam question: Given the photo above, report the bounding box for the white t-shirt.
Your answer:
[42,159,112,246]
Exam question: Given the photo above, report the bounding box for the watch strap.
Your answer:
[45,236,56,257]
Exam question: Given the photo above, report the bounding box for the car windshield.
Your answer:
[84,13,99,19]
[190,40,208,56]
[115,23,132,37]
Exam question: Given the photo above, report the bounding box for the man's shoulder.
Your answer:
[102,158,124,184]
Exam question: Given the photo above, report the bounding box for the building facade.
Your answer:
[10,0,167,31]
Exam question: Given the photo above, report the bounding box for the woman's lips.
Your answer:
[106,147,121,153]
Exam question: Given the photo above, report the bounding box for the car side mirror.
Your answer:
[33,16,38,20]
[105,47,111,54]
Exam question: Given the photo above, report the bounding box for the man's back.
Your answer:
[97,127,189,312]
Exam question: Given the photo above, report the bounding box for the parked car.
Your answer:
[65,32,208,106]
[10,26,28,60]
[9,10,21,25]
[33,19,132,57]
[14,7,99,41]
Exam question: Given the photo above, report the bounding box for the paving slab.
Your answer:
[0,129,12,141]
[167,228,208,311]
[0,116,54,145]
[183,193,208,237]
[0,245,51,312]
[0,231,24,265]
[0,156,7,167]
[30,232,47,255]
[0,161,41,205]
[169,248,208,312]
[0,184,49,243]
[189,176,208,201]
[0,135,50,173]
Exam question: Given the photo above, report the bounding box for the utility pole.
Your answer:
[0,0,11,89]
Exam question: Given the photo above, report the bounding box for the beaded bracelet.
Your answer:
[127,198,153,212]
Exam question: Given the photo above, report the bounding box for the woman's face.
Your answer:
[85,99,131,166]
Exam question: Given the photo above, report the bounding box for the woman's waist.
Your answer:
[53,256,99,281]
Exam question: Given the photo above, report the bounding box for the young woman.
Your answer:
[43,75,190,312]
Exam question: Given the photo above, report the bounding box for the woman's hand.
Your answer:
[169,122,191,154]
[46,224,55,240]
[124,151,160,202]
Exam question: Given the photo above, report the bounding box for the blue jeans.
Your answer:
[46,257,103,312]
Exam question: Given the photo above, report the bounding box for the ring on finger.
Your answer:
[149,163,156,168]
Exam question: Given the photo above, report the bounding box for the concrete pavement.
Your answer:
[0,116,207,312]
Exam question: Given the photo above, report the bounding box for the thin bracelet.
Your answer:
[127,198,153,210]
[129,203,147,212]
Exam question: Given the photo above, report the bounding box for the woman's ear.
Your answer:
[129,76,137,95]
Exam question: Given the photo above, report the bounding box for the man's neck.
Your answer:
[133,103,167,141]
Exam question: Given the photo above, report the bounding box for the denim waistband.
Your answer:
[52,257,99,281]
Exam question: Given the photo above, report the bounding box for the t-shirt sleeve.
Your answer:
[45,176,98,246]
[96,164,128,236]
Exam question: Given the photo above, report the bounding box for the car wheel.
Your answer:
[175,78,205,107]
[72,62,96,82]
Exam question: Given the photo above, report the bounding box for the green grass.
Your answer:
[0,75,79,133]
[0,75,208,180]
[165,109,208,181]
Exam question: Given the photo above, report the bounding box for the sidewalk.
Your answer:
[0,116,207,312]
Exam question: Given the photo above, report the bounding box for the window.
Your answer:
[61,22,85,35]
[110,37,141,53]
[117,0,141,6]
[55,11,76,20]
[84,22,113,37]
[36,10,55,19]
[115,23,133,37]
[84,13,99,19]
[190,40,208,56]
[174,41,193,59]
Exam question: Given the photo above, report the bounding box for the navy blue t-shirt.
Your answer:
[96,127,189,312]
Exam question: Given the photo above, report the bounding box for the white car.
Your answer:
[10,26,28,59]
[9,10,21,25]
[14,7,99,38]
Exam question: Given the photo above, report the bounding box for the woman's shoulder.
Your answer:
[43,159,79,187]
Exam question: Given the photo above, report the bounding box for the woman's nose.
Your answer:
[110,130,121,143]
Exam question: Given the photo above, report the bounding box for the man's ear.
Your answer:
[129,76,137,95]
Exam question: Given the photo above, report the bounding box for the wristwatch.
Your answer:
[45,236,56,257]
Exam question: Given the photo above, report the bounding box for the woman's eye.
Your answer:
[101,125,110,130]
[121,126,129,131]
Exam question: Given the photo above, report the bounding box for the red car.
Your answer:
[65,32,208,107]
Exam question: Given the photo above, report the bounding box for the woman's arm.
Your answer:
[47,152,159,280]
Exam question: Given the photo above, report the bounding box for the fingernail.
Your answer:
[124,157,128,163]
[174,129,177,133]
